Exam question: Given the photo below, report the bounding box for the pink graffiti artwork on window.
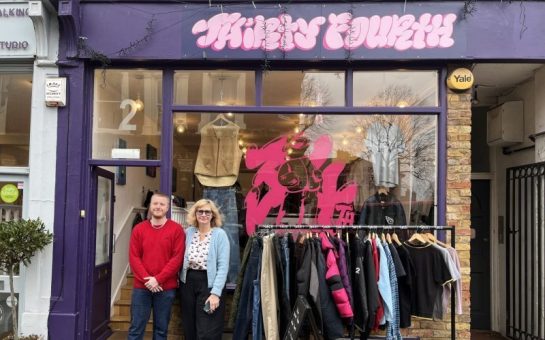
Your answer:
[192,12,457,52]
[244,133,357,235]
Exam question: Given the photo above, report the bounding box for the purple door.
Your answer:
[89,167,115,339]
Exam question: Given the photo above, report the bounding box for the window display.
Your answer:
[92,69,162,160]
[262,71,345,106]
[174,70,255,106]
[0,73,32,167]
[353,71,438,107]
[173,113,437,237]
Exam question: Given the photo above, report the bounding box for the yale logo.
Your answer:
[446,68,474,91]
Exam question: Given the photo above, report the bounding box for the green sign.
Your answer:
[0,183,19,203]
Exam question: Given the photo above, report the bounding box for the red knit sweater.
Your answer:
[129,220,185,290]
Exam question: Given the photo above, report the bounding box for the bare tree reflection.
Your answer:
[368,84,420,107]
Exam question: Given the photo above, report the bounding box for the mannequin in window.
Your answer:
[358,186,407,226]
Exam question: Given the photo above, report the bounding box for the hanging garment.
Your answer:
[431,243,461,320]
[313,238,345,340]
[404,243,452,319]
[233,238,263,339]
[443,247,463,315]
[350,236,369,331]
[287,234,298,308]
[383,241,402,340]
[261,235,280,340]
[272,235,291,336]
[253,248,264,340]
[332,236,354,310]
[228,235,254,328]
[194,117,242,187]
[375,240,393,325]
[358,192,407,227]
[394,243,415,328]
[387,243,406,279]
[369,239,384,331]
[320,232,354,319]
[365,122,405,188]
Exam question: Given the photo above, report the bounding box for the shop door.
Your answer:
[89,168,114,340]
[470,179,491,330]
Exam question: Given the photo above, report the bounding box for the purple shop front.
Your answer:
[74,2,545,61]
[48,1,545,339]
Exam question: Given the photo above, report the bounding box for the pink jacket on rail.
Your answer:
[319,232,354,319]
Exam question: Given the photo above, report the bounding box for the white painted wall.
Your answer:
[534,67,545,162]
[489,66,545,336]
[18,2,60,337]
[107,166,160,305]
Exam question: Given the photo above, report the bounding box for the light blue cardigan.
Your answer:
[179,226,230,296]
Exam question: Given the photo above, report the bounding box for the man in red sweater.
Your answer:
[128,193,185,340]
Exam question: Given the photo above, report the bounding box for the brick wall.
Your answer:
[446,90,472,339]
[397,90,472,340]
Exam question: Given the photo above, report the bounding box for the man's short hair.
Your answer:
[151,192,170,203]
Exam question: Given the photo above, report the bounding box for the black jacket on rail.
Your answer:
[363,240,380,334]
[313,238,344,340]
[350,236,369,331]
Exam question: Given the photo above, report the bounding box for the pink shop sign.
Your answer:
[192,12,457,52]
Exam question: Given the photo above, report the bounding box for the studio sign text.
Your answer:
[0,41,29,50]
[192,12,457,52]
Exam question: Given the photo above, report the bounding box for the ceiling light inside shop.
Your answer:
[134,94,144,111]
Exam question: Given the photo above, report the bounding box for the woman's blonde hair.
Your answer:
[187,199,223,227]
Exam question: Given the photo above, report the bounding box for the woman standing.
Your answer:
[179,199,230,339]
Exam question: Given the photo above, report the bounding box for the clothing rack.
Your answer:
[257,224,456,340]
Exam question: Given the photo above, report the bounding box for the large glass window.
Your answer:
[263,71,345,106]
[174,70,255,106]
[353,71,438,107]
[172,112,437,235]
[0,73,32,167]
[92,69,162,160]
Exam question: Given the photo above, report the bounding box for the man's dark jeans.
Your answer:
[128,288,176,340]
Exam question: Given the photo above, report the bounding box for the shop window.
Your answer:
[173,70,255,106]
[0,73,32,167]
[172,112,437,236]
[92,69,162,160]
[353,71,438,107]
[262,71,345,106]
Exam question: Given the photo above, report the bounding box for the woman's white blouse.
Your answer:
[187,230,212,270]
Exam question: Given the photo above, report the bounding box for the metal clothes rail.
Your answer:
[257,224,456,340]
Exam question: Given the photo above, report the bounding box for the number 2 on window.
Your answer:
[119,99,137,131]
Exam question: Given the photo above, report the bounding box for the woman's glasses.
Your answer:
[196,209,212,216]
